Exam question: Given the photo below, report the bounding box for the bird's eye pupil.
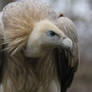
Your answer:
[47,31,56,37]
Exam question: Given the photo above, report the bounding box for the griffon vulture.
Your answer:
[0,0,79,92]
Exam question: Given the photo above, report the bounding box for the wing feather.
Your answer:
[55,17,79,92]
[0,12,5,80]
[0,12,3,66]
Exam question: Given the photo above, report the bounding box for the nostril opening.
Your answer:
[68,46,72,51]
[68,47,71,50]
[62,37,66,40]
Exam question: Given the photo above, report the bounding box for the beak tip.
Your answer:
[61,37,73,51]
[67,46,73,52]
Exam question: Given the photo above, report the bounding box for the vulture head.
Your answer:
[25,20,72,57]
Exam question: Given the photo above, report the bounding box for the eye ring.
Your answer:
[47,30,56,37]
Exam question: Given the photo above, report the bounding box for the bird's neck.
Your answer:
[1,50,58,92]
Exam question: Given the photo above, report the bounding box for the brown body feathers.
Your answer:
[0,0,79,92]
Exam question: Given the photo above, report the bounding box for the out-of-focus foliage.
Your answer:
[0,0,12,11]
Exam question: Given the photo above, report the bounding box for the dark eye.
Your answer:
[47,30,57,37]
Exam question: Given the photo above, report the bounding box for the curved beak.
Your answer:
[59,37,73,52]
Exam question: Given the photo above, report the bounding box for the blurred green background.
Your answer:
[0,0,92,92]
